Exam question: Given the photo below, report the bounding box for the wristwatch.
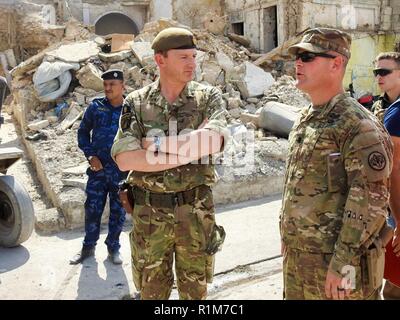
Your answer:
[154,136,161,154]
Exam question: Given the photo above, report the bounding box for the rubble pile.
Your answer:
[262,75,310,108]
[7,18,308,230]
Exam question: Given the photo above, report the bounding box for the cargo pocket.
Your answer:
[192,189,216,252]
[130,204,151,291]
[296,126,323,178]
[361,244,385,296]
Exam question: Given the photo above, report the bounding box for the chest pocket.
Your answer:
[176,99,203,132]
[140,102,168,136]
[294,126,323,173]
[95,110,112,128]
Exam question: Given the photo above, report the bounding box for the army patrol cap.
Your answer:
[151,27,196,52]
[101,69,124,80]
[288,28,352,59]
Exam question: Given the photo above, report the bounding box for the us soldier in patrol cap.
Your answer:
[280,28,393,299]
[70,69,127,265]
[111,27,229,300]
[371,52,400,299]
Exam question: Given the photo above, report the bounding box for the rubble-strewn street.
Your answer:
[1,0,399,302]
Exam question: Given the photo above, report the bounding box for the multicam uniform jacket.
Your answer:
[111,79,229,192]
[280,93,393,276]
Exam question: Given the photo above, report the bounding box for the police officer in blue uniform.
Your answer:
[70,69,127,265]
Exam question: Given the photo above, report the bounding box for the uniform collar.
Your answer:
[104,97,123,109]
[311,92,350,120]
[148,78,196,107]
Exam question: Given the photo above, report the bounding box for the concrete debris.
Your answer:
[46,41,100,63]
[232,61,275,98]
[59,102,83,131]
[227,33,251,47]
[4,49,17,68]
[27,119,50,131]
[254,36,302,67]
[75,63,104,92]
[61,178,87,190]
[262,75,310,108]
[216,51,235,73]
[130,42,154,67]
[138,18,184,40]
[35,207,66,234]
[256,101,298,138]
[62,163,89,176]
[18,15,65,56]
[64,19,92,42]
[201,58,224,86]
[98,50,132,63]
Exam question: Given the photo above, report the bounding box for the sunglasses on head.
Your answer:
[295,51,337,63]
[373,68,399,77]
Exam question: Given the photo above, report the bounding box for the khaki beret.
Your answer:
[151,27,196,52]
[288,28,352,59]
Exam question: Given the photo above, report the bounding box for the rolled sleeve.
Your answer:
[111,94,143,162]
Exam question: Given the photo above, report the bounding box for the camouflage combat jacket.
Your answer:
[280,93,393,275]
[371,94,392,123]
[111,80,229,193]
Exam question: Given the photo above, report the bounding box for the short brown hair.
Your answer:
[155,50,168,57]
[374,52,400,67]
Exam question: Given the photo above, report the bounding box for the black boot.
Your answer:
[107,250,123,265]
[69,247,95,265]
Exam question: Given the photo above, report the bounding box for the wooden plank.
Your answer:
[0,147,23,160]
[253,35,301,66]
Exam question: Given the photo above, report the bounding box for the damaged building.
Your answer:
[2,0,400,95]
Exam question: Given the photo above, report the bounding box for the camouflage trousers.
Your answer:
[283,248,381,300]
[129,186,216,300]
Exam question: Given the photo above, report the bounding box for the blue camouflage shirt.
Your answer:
[78,97,123,166]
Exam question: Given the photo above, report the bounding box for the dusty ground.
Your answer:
[0,197,284,300]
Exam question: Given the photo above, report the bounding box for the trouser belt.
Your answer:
[133,185,211,208]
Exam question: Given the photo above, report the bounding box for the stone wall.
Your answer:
[390,0,400,31]
[225,0,290,52]
[224,0,393,53]
[172,0,224,30]
[300,0,383,32]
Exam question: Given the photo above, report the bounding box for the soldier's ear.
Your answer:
[154,53,165,67]
[331,55,344,72]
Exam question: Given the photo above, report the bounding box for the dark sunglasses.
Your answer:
[373,68,399,77]
[295,51,337,63]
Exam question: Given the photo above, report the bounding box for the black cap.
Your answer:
[101,69,124,81]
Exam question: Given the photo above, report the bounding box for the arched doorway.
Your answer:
[95,12,139,36]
